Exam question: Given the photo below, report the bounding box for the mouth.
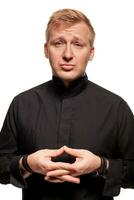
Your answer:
[60,64,75,71]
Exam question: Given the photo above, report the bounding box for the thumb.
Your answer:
[64,146,80,157]
[48,147,64,157]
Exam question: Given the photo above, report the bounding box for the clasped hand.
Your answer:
[27,146,101,184]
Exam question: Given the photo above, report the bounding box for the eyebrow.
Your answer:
[51,36,84,43]
[51,37,65,41]
[72,36,83,41]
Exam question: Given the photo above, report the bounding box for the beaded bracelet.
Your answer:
[22,154,34,174]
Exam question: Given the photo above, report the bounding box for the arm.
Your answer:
[103,100,134,196]
[0,98,27,188]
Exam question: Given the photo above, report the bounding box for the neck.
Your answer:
[58,73,86,88]
[62,80,71,88]
[52,73,88,97]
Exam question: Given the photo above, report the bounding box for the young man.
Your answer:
[0,9,134,200]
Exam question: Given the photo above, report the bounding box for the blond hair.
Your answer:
[45,9,95,47]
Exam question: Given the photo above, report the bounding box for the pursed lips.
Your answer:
[60,63,75,71]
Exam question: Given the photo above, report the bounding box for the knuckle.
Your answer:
[44,149,48,153]
[45,165,52,171]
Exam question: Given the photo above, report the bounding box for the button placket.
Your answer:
[57,97,73,147]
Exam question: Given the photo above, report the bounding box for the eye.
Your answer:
[73,42,83,47]
[53,41,64,47]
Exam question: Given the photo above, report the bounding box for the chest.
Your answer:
[18,95,118,157]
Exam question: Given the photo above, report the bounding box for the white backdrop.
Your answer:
[0,0,134,199]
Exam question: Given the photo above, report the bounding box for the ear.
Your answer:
[89,47,95,61]
[44,43,48,58]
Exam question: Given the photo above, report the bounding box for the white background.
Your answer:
[0,0,134,199]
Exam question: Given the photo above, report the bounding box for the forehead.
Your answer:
[49,22,91,41]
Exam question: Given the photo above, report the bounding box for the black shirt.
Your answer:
[0,75,134,200]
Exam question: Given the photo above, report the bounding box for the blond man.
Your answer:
[0,9,134,200]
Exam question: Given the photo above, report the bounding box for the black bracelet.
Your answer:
[97,156,108,176]
[22,154,34,174]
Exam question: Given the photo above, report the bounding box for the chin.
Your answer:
[57,71,83,81]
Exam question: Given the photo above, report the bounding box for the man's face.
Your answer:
[44,22,94,85]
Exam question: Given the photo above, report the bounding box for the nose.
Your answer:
[62,44,73,62]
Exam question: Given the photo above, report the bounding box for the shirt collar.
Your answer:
[51,74,88,97]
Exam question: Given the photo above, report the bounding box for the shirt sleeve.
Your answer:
[0,98,27,188]
[103,100,134,196]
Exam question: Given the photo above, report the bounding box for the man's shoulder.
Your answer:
[13,80,52,103]
[87,80,124,104]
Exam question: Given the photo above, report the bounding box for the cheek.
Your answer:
[48,50,61,63]
[48,52,61,71]
[78,53,90,65]
[48,52,57,65]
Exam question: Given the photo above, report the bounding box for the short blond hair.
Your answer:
[45,9,95,47]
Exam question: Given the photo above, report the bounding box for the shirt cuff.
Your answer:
[103,159,122,196]
[10,156,27,188]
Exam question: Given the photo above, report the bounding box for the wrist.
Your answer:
[19,157,32,178]
[95,156,101,170]
[96,156,109,177]
[21,154,34,174]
